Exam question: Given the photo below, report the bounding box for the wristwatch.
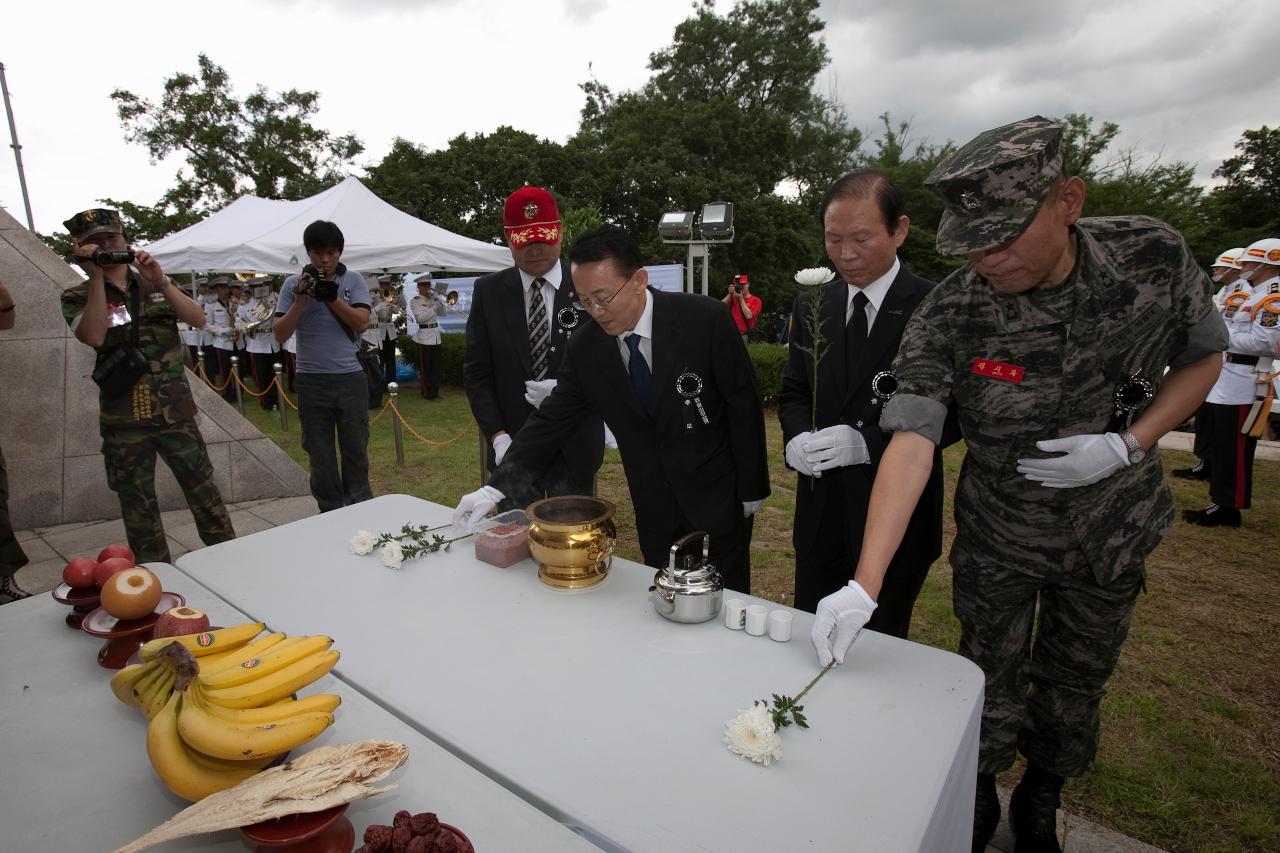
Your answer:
[1119,430,1146,464]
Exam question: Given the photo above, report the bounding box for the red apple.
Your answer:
[154,606,210,639]
[94,556,134,588]
[62,557,98,589]
[99,567,163,621]
[97,543,135,564]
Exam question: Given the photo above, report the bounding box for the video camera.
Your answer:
[298,264,338,302]
[80,249,136,267]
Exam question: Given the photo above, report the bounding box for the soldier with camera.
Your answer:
[273,220,374,512]
[59,207,235,563]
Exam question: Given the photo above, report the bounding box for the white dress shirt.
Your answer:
[846,257,900,332]
[616,289,655,371]
[519,263,563,320]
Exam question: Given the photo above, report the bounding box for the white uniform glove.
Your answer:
[785,433,819,477]
[811,580,877,667]
[491,433,513,466]
[1016,433,1129,489]
[742,499,764,518]
[804,425,869,472]
[452,485,505,533]
[523,378,558,409]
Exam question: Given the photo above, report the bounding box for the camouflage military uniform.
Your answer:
[61,273,234,562]
[883,215,1227,775]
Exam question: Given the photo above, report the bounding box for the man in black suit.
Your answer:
[779,171,945,638]
[463,186,604,509]
[454,226,770,593]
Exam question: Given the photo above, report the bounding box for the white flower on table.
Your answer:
[723,702,782,766]
[794,267,836,286]
[381,542,405,570]
[350,530,379,555]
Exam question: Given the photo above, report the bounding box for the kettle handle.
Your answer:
[668,531,710,572]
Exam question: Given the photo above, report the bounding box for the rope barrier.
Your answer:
[194,359,233,393]
[387,400,474,447]
[369,397,393,425]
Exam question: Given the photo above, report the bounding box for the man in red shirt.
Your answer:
[722,274,761,341]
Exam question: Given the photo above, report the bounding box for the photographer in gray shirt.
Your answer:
[274,221,374,511]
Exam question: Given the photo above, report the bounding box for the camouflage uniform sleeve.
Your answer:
[60,286,87,332]
[1168,232,1228,367]
[879,291,954,444]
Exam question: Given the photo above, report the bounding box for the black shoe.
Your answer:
[973,773,1000,853]
[1009,767,1062,853]
[0,574,31,606]
[1172,462,1208,480]
[1182,504,1242,527]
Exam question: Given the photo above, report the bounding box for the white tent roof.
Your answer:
[144,176,513,274]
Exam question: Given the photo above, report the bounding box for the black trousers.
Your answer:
[379,338,397,385]
[639,508,755,598]
[296,372,374,513]
[1190,402,1212,460]
[497,467,596,516]
[210,346,240,403]
[1205,401,1257,509]
[416,343,442,399]
[249,352,280,410]
[791,482,931,639]
[0,443,28,578]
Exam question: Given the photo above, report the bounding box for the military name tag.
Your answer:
[972,357,1025,383]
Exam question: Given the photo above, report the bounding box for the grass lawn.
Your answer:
[242,385,1279,853]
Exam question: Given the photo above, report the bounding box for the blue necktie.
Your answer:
[626,333,652,408]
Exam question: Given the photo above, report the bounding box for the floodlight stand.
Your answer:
[0,62,35,232]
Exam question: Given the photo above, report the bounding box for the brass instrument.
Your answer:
[446,291,459,306]
[239,298,275,336]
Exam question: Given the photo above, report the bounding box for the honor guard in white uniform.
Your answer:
[1211,247,1248,310]
[203,276,241,402]
[364,274,405,384]
[238,276,280,410]
[407,273,446,399]
[1183,237,1280,526]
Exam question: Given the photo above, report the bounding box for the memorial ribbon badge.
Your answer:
[677,370,710,428]
[1112,373,1154,431]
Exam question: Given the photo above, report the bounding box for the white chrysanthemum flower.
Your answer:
[794,267,836,286]
[381,541,405,570]
[723,702,782,765]
[350,530,378,555]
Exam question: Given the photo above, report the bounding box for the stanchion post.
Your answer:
[196,346,206,384]
[230,354,245,415]
[273,362,288,431]
[388,382,405,468]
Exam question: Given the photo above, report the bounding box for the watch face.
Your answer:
[1130,449,1147,464]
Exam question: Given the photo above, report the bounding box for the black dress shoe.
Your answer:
[1182,504,1242,527]
[973,773,1000,853]
[1009,772,1062,853]
[1172,462,1209,480]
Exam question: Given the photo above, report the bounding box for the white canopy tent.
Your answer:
[144,176,512,274]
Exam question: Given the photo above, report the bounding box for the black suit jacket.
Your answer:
[492,290,770,565]
[778,264,945,570]
[463,261,603,484]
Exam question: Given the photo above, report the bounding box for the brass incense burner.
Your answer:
[526,496,616,589]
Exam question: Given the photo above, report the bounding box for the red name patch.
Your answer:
[972,358,1025,383]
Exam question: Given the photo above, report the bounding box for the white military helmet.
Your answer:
[1241,237,1280,266]
[1212,247,1246,269]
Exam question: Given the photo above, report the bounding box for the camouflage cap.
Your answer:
[926,116,1064,255]
[63,207,124,242]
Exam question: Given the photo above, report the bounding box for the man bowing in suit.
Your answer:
[454,226,770,593]
[463,186,604,510]
[779,171,946,638]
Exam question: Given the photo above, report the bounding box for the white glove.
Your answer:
[742,499,764,518]
[804,425,869,472]
[523,378,558,409]
[811,580,877,667]
[452,485,505,533]
[785,433,819,477]
[1016,433,1129,489]
[491,433,513,466]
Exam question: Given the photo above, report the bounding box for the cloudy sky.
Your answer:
[3,0,1276,236]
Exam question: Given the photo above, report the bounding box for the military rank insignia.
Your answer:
[971,357,1025,384]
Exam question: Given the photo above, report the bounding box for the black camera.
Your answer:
[299,264,339,302]
[81,249,136,267]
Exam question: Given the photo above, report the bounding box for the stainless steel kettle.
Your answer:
[650,532,723,623]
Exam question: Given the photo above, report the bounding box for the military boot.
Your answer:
[972,773,1000,852]
[1182,503,1241,527]
[1171,461,1208,480]
[1009,764,1063,853]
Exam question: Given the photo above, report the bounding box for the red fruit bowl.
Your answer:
[241,803,353,852]
[81,591,184,669]
[51,583,101,629]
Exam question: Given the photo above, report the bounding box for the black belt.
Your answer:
[1226,353,1259,366]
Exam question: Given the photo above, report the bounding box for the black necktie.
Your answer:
[528,278,550,380]
[626,333,652,408]
[845,291,869,377]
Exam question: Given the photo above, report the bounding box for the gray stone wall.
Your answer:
[0,206,310,530]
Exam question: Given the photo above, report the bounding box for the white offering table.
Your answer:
[175,493,983,853]
[0,561,599,852]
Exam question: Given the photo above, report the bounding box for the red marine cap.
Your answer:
[503,186,562,247]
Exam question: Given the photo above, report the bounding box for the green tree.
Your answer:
[1201,125,1280,251]
[1056,113,1120,180]
[103,53,362,240]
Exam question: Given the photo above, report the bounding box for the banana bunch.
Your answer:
[111,622,344,802]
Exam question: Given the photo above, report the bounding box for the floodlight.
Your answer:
[658,210,694,240]
[699,202,734,239]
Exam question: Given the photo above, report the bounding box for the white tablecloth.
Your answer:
[175,494,983,852]
[0,562,598,852]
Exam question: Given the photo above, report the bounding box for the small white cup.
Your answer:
[745,604,768,636]
[724,598,746,630]
[768,610,793,642]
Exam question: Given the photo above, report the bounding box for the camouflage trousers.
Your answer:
[953,548,1144,777]
[101,418,235,563]
[0,442,29,577]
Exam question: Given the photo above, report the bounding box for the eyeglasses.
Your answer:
[572,276,632,312]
